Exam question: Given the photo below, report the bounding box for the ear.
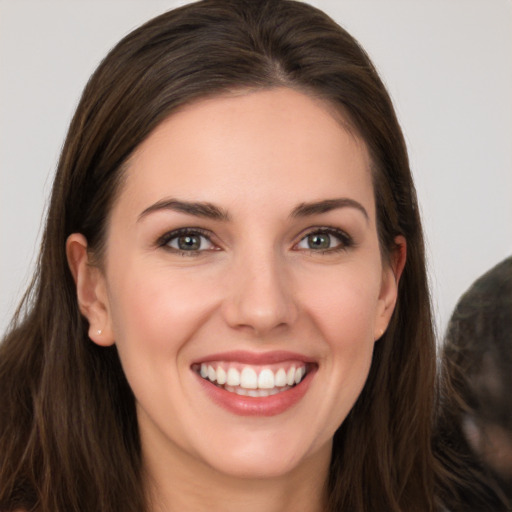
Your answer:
[374,235,407,340]
[66,233,115,346]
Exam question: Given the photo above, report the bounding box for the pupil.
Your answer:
[178,235,200,250]
[308,233,330,249]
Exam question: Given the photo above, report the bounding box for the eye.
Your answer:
[295,228,352,252]
[158,228,216,254]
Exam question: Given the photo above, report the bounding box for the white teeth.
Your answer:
[198,363,308,392]
[286,367,296,386]
[216,366,227,385]
[226,367,240,386]
[258,368,275,389]
[275,368,287,387]
[240,367,258,389]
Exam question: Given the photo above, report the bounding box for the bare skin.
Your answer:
[145,437,331,512]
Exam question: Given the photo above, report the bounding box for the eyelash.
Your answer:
[156,226,354,255]
[157,227,217,256]
[294,227,354,254]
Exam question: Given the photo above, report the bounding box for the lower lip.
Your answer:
[195,369,315,417]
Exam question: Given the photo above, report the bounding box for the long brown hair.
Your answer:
[1,1,438,510]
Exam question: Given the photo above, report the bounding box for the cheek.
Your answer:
[107,263,220,360]
[297,262,382,413]
[294,271,380,447]
[298,265,382,343]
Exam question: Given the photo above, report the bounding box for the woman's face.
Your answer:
[81,88,401,480]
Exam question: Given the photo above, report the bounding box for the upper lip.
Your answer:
[191,350,314,365]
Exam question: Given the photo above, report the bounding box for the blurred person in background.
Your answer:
[436,256,512,507]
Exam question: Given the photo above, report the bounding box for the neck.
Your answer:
[143,437,331,512]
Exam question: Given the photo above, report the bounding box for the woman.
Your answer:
[0,1,502,510]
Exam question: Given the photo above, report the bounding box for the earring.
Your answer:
[96,329,102,335]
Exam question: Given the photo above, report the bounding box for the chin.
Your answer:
[193,430,329,481]
[207,455,306,480]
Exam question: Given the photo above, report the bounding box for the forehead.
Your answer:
[116,88,374,220]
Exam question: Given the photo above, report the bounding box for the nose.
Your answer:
[221,250,299,336]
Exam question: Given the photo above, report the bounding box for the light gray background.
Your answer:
[1,0,511,338]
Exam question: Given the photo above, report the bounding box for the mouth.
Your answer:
[192,361,310,398]
[191,353,317,416]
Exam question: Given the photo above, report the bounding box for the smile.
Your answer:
[193,362,308,397]
[191,351,317,416]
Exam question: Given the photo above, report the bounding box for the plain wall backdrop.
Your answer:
[1,0,511,338]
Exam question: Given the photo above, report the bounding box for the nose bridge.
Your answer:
[222,243,297,335]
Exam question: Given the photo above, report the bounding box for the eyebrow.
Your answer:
[291,198,369,221]
[138,199,230,222]
[138,197,368,223]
